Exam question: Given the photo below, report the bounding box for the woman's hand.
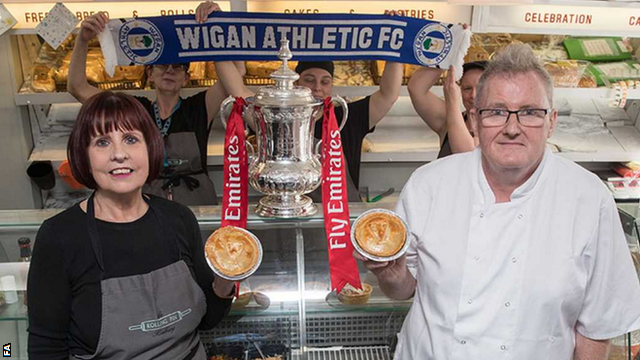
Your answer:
[196,1,221,24]
[78,12,108,44]
[213,276,235,299]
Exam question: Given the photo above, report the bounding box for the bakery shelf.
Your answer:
[304,291,412,315]
[14,87,399,105]
[29,118,640,165]
[14,87,640,106]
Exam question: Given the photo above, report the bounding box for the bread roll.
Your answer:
[85,59,105,83]
[103,66,144,82]
[31,65,56,93]
[123,66,144,81]
[246,61,297,77]
[579,74,597,88]
[465,46,490,63]
[544,60,585,88]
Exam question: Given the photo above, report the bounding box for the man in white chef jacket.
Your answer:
[359,44,640,360]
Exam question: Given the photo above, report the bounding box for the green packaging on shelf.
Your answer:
[585,61,640,87]
[563,37,632,62]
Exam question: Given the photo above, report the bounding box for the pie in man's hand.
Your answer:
[205,226,260,277]
[354,212,406,258]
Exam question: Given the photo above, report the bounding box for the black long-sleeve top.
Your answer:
[27,195,231,359]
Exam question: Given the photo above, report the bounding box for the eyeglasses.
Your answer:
[477,108,551,128]
[154,63,190,73]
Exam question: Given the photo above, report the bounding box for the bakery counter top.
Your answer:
[0,202,394,229]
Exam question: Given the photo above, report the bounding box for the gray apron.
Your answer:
[72,193,208,360]
[144,132,218,206]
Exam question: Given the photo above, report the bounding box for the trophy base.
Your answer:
[255,195,317,218]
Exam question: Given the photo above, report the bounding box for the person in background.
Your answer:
[214,59,403,202]
[28,92,235,359]
[67,1,241,205]
[360,44,640,359]
[408,61,487,157]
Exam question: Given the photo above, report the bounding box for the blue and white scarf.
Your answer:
[100,12,470,77]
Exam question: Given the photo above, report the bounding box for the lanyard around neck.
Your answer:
[153,98,182,137]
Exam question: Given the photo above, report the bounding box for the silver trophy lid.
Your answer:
[253,39,322,107]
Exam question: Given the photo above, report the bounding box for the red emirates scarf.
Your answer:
[221,97,249,298]
[221,97,249,229]
[321,97,362,293]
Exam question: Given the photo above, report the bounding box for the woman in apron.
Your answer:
[28,92,236,360]
[67,2,239,206]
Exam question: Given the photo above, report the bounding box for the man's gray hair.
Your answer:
[475,44,554,108]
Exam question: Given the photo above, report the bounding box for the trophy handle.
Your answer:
[220,95,254,139]
[332,95,349,132]
[313,95,350,159]
[246,139,255,163]
[220,95,236,129]
[314,139,322,160]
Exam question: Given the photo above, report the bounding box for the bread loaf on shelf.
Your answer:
[55,49,106,83]
[245,61,297,77]
[30,64,56,93]
[105,66,145,82]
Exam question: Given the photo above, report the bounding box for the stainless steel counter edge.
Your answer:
[0,202,398,229]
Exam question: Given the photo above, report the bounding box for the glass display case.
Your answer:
[0,203,412,359]
[0,202,638,359]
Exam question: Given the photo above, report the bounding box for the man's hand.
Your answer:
[574,332,610,360]
[355,251,406,281]
[443,66,462,108]
[354,251,416,300]
[78,12,108,44]
[196,1,221,24]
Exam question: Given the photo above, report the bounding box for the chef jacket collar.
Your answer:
[475,146,552,205]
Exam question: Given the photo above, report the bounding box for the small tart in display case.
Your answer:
[354,211,406,258]
[205,226,262,280]
[337,283,373,305]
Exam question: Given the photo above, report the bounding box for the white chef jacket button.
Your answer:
[500,345,507,350]
[550,336,555,342]
[461,340,467,345]
[468,299,473,304]
[504,302,510,307]
[518,214,523,219]
[474,256,480,260]
[479,212,485,218]
[511,257,517,263]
